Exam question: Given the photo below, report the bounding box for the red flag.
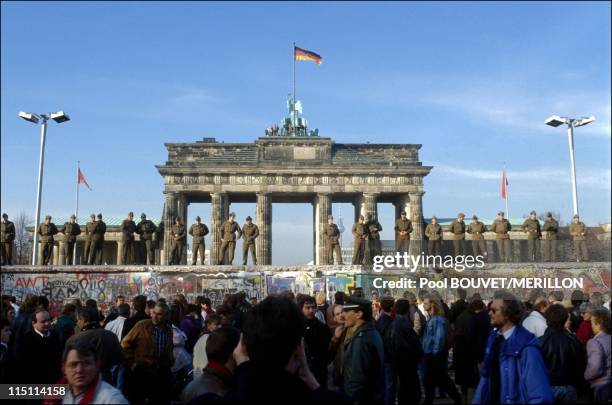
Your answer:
[78,167,92,190]
[501,169,508,199]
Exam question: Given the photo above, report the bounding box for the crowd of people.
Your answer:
[0,288,610,404]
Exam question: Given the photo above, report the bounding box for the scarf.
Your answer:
[43,373,99,405]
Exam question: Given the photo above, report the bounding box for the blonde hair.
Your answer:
[315,291,326,306]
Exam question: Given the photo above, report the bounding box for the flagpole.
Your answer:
[292,42,296,132]
[504,163,510,220]
[73,161,80,265]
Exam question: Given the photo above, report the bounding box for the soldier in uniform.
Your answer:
[449,213,466,256]
[425,216,442,256]
[569,214,588,262]
[83,214,96,265]
[89,214,106,265]
[189,216,209,265]
[170,216,187,265]
[366,213,383,263]
[136,213,157,265]
[1,213,15,265]
[394,211,412,254]
[522,210,541,262]
[120,212,137,265]
[218,212,242,265]
[61,214,81,265]
[39,215,58,265]
[323,215,343,265]
[351,215,368,265]
[467,215,487,259]
[491,211,512,262]
[541,212,558,262]
[241,216,259,265]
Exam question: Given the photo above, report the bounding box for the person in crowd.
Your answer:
[193,314,222,379]
[38,295,50,312]
[121,295,149,340]
[431,290,452,320]
[576,302,595,347]
[180,303,201,354]
[374,296,396,405]
[327,292,345,331]
[1,304,15,324]
[453,298,481,403]
[55,303,77,351]
[342,295,385,405]
[371,291,381,320]
[67,307,124,384]
[569,290,587,333]
[299,294,332,388]
[422,294,461,405]
[540,304,586,403]
[470,298,491,367]
[180,326,240,403]
[522,294,549,338]
[450,288,468,324]
[199,297,215,324]
[145,299,156,316]
[584,308,611,403]
[15,309,62,384]
[104,303,130,341]
[402,291,425,336]
[59,341,128,404]
[328,303,350,390]
[391,299,423,405]
[122,302,174,404]
[590,292,605,309]
[169,303,193,399]
[0,318,13,383]
[473,291,554,404]
[604,292,611,310]
[315,291,328,324]
[10,294,38,352]
[549,291,564,306]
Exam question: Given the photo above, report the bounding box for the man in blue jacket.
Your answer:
[473,291,554,404]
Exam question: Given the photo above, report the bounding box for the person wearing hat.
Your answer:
[88,214,107,265]
[569,214,589,262]
[449,213,466,257]
[170,216,187,265]
[425,216,443,256]
[522,211,541,262]
[1,213,15,266]
[394,210,413,254]
[83,214,97,265]
[352,214,369,264]
[136,213,157,265]
[218,212,242,265]
[365,213,383,265]
[323,215,343,265]
[61,214,81,265]
[541,212,559,262]
[490,211,512,262]
[467,215,487,259]
[241,216,259,265]
[189,216,209,265]
[120,212,137,265]
[39,215,59,265]
[341,295,385,404]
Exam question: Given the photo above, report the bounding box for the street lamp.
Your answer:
[19,110,70,265]
[545,114,595,217]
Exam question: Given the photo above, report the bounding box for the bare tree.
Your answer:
[13,211,33,264]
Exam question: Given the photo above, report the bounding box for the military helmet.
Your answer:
[90,213,96,219]
[246,216,252,221]
[2,213,7,218]
[327,214,333,220]
[128,211,134,217]
[498,211,504,216]
[45,215,51,220]
[229,212,236,217]
[546,212,553,218]
[195,216,201,221]
[70,214,76,219]
[97,213,102,219]
[573,214,580,219]
[431,215,438,220]
[359,215,365,220]
[529,210,536,215]
[400,211,406,215]
[141,213,146,218]
[472,215,478,220]
[458,212,465,218]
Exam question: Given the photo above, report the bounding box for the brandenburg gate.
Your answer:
[156,135,432,265]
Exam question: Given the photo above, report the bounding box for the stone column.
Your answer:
[256,193,272,265]
[210,192,228,265]
[394,194,411,246]
[58,240,66,265]
[355,193,378,220]
[409,191,425,256]
[52,244,60,265]
[314,193,331,264]
[162,192,178,265]
[117,241,124,265]
[176,194,189,265]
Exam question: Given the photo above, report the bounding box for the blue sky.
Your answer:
[2,1,610,263]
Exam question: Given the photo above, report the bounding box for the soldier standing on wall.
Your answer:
[491,211,512,262]
[569,214,589,262]
[189,216,209,265]
[241,216,259,265]
[394,211,412,254]
[324,215,343,265]
[541,212,558,262]
[449,213,466,256]
[1,213,15,265]
[467,215,487,260]
[61,214,81,265]
[83,214,96,265]
[351,215,368,265]
[522,210,541,262]
[39,215,58,265]
[136,213,157,265]
[170,217,187,265]
[365,213,383,264]
[120,212,137,265]
[425,216,442,256]
[89,214,106,265]
[218,212,242,265]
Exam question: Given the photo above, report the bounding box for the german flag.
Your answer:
[294,46,322,64]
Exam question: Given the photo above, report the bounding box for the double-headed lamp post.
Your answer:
[19,111,70,265]
[544,115,595,218]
